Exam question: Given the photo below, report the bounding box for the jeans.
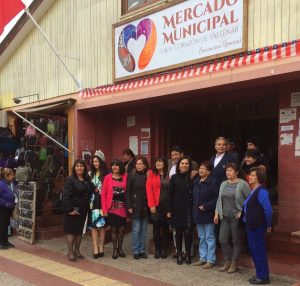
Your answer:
[132,218,148,254]
[219,216,242,261]
[196,223,216,263]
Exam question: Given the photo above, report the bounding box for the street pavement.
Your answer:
[0,272,35,286]
[0,225,297,286]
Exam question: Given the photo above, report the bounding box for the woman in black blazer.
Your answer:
[63,159,90,262]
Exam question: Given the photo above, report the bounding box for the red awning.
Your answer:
[80,40,300,99]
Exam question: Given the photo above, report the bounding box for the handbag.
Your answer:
[38,135,48,146]
[39,147,47,161]
[15,163,32,182]
[42,182,53,216]
[39,155,55,178]
[25,124,36,137]
[53,167,66,194]
[150,212,160,223]
[47,119,55,135]
[12,207,19,220]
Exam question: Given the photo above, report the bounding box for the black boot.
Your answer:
[154,249,161,259]
[177,252,183,265]
[175,228,183,265]
[184,229,192,265]
[112,248,118,259]
[161,249,167,259]
[186,254,191,265]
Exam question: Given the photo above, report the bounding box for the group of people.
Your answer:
[63,136,273,285]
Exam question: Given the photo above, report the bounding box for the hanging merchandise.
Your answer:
[47,119,55,135]
[54,119,60,135]
[53,167,66,194]
[25,122,36,137]
[38,135,48,146]
[15,163,32,182]
[21,112,68,217]
[39,155,55,178]
[39,147,47,161]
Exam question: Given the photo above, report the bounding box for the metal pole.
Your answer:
[24,8,82,90]
[12,110,72,154]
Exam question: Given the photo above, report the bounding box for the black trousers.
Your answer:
[0,207,11,244]
[153,222,169,252]
[175,227,192,255]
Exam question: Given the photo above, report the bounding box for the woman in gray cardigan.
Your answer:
[214,162,251,273]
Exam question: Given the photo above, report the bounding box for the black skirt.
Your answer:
[64,211,87,235]
[107,213,126,227]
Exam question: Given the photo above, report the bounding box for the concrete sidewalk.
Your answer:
[32,225,296,286]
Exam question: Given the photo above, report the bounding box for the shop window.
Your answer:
[122,0,160,14]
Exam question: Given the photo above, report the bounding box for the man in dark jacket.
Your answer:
[210,137,237,186]
[122,148,135,175]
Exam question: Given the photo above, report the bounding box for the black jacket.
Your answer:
[210,153,236,186]
[192,176,219,224]
[167,172,193,228]
[63,176,89,214]
[125,159,135,175]
[126,171,148,218]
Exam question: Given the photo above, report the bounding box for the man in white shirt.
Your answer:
[168,145,183,178]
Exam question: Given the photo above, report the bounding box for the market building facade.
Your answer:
[0,0,300,249]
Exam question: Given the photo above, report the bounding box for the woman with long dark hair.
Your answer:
[146,157,169,259]
[167,156,193,265]
[101,159,127,259]
[63,159,90,261]
[88,152,108,258]
[126,156,149,259]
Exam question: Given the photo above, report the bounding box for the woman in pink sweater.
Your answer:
[101,159,127,259]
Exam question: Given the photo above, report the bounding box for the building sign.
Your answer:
[113,0,247,82]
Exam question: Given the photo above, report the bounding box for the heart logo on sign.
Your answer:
[118,18,157,72]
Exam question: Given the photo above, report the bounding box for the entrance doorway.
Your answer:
[160,88,279,216]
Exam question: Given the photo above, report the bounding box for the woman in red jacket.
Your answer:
[146,157,169,259]
[101,159,127,259]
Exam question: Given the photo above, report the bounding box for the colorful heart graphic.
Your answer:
[118,19,157,72]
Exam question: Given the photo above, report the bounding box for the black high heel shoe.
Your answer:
[112,248,119,259]
[98,247,104,257]
[75,253,85,259]
[93,253,99,259]
[118,248,126,258]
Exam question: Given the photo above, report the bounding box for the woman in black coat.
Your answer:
[126,156,149,259]
[167,156,193,265]
[63,159,90,262]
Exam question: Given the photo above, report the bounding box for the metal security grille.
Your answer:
[23,113,68,214]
